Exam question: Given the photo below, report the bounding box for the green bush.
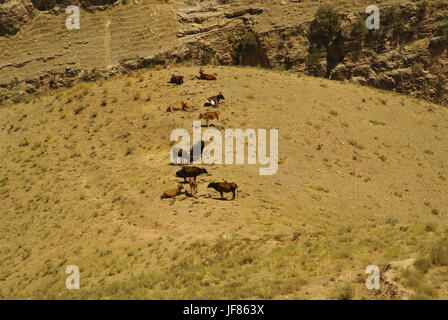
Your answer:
[352,15,368,37]
[310,5,340,42]
[241,31,258,48]
[201,50,214,66]
[382,5,405,35]
[306,47,327,67]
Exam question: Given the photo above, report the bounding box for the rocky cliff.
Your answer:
[0,0,447,105]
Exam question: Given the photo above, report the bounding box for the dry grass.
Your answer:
[0,66,447,299]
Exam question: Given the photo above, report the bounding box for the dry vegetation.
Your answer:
[0,66,447,299]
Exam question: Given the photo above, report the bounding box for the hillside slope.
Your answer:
[0,66,447,299]
[1,0,447,106]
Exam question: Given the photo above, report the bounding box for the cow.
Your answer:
[197,68,217,80]
[167,101,188,112]
[204,93,225,107]
[207,182,238,200]
[169,74,184,85]
[175,166,208,182]
[189,177,198,196]
[175,140,205,164]
[161,185,184,199]
[199,111,219,127]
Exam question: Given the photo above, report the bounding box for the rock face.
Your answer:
[0,0,447,105]
[249,2,448,105]
[0,1,35,36]
[0,0,116,36]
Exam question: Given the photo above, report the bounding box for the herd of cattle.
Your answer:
[160,69,238,201]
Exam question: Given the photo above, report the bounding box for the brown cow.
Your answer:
[167,101,188,112]
[199,111,219,127]
[197,69,217,80]
[189,177,198,196]
[160,185,184,199]
[207,182,238,200]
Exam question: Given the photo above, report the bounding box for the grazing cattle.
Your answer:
[190,140,205,162]
[167,101,188,112]
[207,182,238,200]
[175,140,205,164]
[189,177,198,195]
[161,185,184,199]
[197,69,217,80]
[199,111,219,127]
[204,93,225,107]
[169,74,184,85]
[175,166,208,182]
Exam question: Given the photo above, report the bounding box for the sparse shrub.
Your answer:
[331,283,355,300]
[273,64,287,72]
[125,146,135,156]
[201,50,214,66]
[382,6,405,31]
[369,120,386,126]
[430,240,448,266]
[386,217,398,226]
[413,257,431,273]
[352,14,368,37]
[348,140,364,150]
[0,177,8,188]
[401,266,438,299]
[292,231,301,241]
[424,223,436,233]
[241,30,258,48]
[12,93,31,104]
[74,105,86,115]
[306,47,327,67]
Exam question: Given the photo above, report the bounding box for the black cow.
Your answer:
[204,93,225,107]
[169,74,184,85]
[175,166,208,182]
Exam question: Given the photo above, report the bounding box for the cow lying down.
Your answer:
[161,185,184,199]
